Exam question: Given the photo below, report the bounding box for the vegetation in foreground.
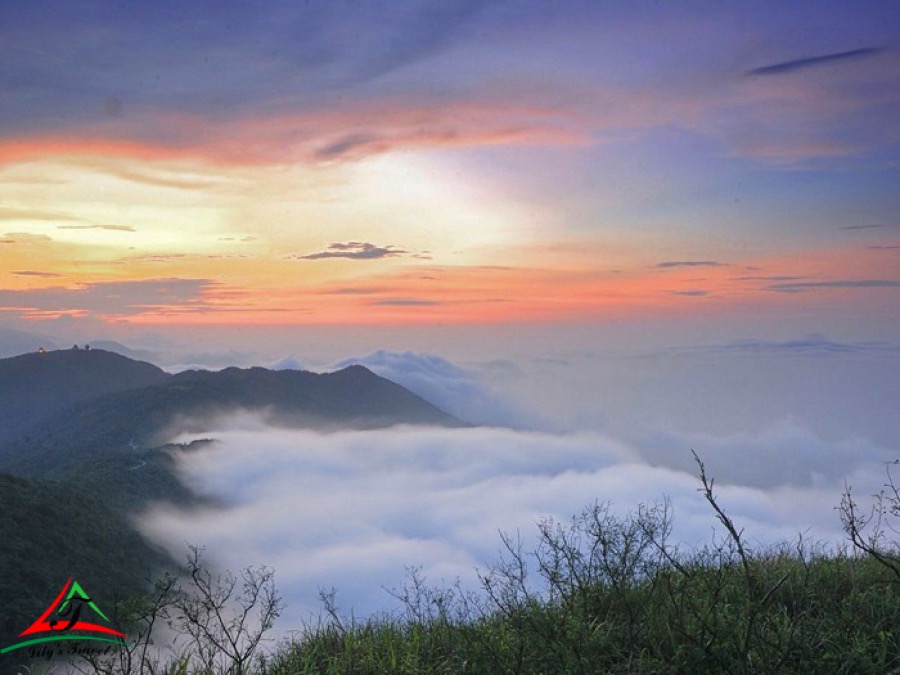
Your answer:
[19,455,900,674]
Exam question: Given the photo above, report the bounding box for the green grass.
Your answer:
[260,548,899,675]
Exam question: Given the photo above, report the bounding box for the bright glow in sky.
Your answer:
[0,1,896,331]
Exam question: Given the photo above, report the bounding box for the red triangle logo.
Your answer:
[19,578,126,639]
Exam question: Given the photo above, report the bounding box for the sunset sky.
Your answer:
[1,0,897,335]
[3,1,900,629]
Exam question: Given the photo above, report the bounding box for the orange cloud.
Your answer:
[4,241,895,327]
[0,138,197,166]
[0,99,585,168]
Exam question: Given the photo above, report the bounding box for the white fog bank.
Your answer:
[138,425,885,636]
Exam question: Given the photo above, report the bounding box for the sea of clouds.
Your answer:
[136,346,898,636]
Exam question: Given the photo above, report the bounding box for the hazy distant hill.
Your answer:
[0,351,461,477]
[0,348,170,445]
[83,338,161,363]
[0,325,57,359]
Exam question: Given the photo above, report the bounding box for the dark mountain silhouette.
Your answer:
[0,348,169,446]
[0,351,462,478]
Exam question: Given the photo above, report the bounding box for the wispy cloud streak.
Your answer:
[656,261,725,269]
[746,47,883,76]
[767,279,900,293]
[57,224,136,232]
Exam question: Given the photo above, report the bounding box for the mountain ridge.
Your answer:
[0,347,170,445]
[0,348,463,478]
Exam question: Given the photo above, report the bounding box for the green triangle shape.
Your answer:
[61,580,110,622]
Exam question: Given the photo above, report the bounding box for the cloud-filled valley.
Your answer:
[138,419,890,637]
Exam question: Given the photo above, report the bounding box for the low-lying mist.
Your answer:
[137,422,883,638]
